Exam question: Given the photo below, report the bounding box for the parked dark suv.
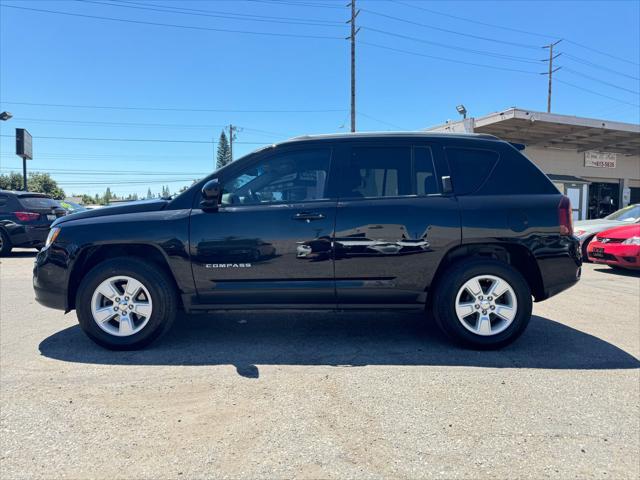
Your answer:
[0,190,66,255]
[33,133,581,350]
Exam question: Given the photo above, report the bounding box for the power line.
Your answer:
[0,101,345,114]
[391,0,640,67]
[0,167,208,176]
[562,67,640,95]
[361,7,540,51]
[362,25,541,64]
[78,0,345,27]
[0,134,267,144]
[7,117,292,137]
[360,41,540,75]
[245,0,346,9]
[563,53,640,81]
[0,4,345,40]
[555,78,640,107]
[358,112,408,131]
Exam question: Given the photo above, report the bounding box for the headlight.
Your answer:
[622,236,640,245]
[45,227,61,248]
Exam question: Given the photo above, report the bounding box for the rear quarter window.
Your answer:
[477,146,558,195]
[18,196,61,209]
[446,147,499,195]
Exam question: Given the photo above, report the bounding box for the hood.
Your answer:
[573,218,620,235]
[598,223,640,239]
[52,199,168,226]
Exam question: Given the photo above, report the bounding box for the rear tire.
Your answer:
[431,258,532,349]
[76,257,177,350]
[0,230,12,256]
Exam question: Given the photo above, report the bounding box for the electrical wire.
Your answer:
[555,78,640,107]
[563,53,640,81]
[0,134,267,144]
[562,67,640,96]
[77,0,345,27]
[360,41,540,75]
[0,4,345,40]
[357,112,408,130]
[362,25,541,64]
[361,7,540,51]
[0,101,345,114]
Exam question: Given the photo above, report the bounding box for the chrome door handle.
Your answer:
[293,212,325,221]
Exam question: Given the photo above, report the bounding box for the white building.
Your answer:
[427,108,640,220]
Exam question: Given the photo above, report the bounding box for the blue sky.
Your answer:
[1,0,639,198]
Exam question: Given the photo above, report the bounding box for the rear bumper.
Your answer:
[587,242,640,269]
[7,224,50,248]
[535,235,582,301]
[33,246,70,311]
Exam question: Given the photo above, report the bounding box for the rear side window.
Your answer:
[18,196,60,209]
[339,146,412,198]
[446,147,498,195]
[478,147,558,195]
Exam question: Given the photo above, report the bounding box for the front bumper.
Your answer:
[587,241,640,269]
[33,246,71,311]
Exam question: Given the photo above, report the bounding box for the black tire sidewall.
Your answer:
[76,258,176,350]
[433,259,532,349]
[0,229,12,256]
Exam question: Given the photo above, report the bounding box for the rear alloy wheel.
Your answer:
[432,259,532,349]
[76,258,177,350]
[0,229,12,256]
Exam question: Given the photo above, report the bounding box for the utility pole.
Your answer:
[542,39,562,113]
[228,124,237,161]
[347,1,360,132]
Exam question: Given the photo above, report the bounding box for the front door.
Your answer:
[332,141,461,307]
[190,146,337,306]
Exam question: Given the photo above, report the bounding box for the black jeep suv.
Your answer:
[33,133,581,350]
[0,190,66,255]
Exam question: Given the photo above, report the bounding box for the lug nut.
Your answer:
[475,304,480,309]
[129,304,134,309]
[113,306,119,311]
[125,297,129,301]
[482,310,487,314]
[488,296,493,301]
[490,305,495,310]
[115,297,120,302]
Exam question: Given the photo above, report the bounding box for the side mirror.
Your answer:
[200,179,221,211]
[441,176,453,194]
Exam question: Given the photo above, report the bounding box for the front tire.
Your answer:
[432,258,532,349]
[76,258,177,350]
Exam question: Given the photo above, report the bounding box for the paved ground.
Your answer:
[1,250,639,479]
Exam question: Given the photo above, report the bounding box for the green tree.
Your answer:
[103,187,112,205]
[27,172,66,199]
[0,172,24,191]
[146,188,153,200]
[216,130,232,169]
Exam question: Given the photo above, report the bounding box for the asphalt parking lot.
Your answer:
[1,250,639,479]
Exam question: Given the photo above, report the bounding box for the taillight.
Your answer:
[14,211,40,222]
[558,196,573,236]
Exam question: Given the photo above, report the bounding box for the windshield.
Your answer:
[605,204,640,222]
[18,196,61,209]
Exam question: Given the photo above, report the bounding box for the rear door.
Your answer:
[332,139,461,307]
[190,145,338,306]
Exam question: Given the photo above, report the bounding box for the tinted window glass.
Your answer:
[222,148,331,205]
[447,148,498,195]
[339,146,411,198]
[477,147,558,195]
[415,147,438,195]
[0,195,8,213]
[18,196,60,209]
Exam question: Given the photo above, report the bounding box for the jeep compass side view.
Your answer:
[33,133,581,350]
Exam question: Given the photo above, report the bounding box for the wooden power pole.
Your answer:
[228,124,237,161]
[348,1,360,132]
[542,39,562,113]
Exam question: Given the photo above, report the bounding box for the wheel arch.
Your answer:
[428,242,545,303]
[67,243,182,311]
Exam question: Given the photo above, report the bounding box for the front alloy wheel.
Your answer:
[76,258,177,350]
[91,276,153,337]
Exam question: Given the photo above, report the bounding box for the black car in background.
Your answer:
[33,133,581,350]
[0,190,66,255]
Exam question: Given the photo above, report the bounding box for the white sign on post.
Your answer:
[585,151,617,168]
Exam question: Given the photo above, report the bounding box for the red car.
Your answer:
[587,224,640,270]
